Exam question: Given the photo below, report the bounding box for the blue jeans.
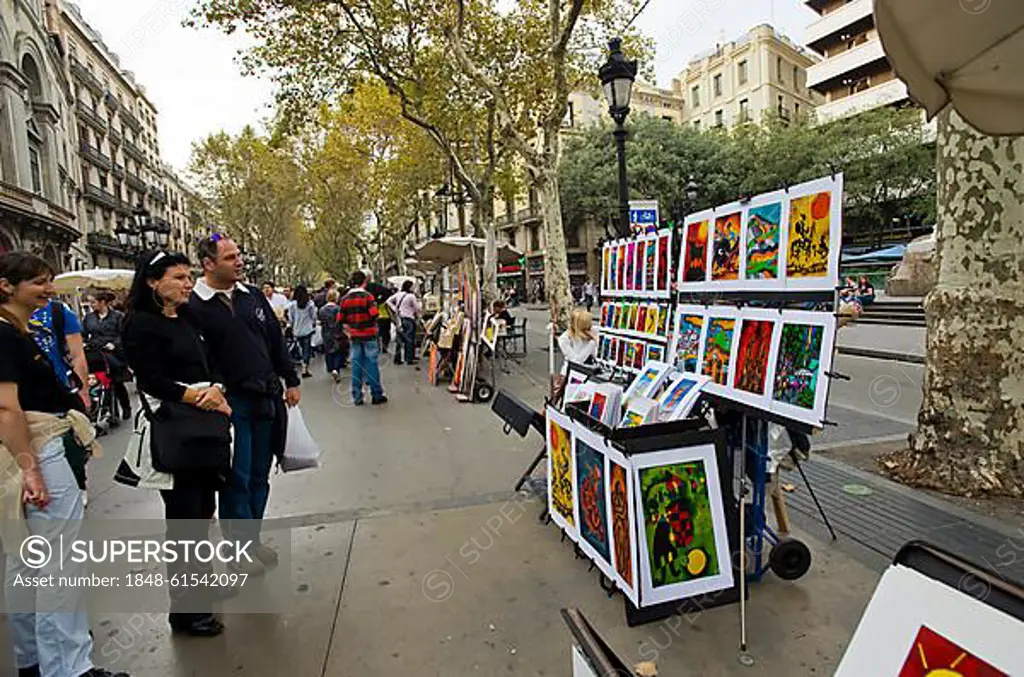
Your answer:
[399,317,417,364]
[221,394,274,546]
[326,350,346,372]
[296,334,313,366]
[351,340,384,402]
[5,436,93,676]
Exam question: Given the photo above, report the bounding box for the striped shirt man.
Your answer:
[338,287,379,341]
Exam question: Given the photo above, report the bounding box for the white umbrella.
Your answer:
[388,275,419,290]
[53,268,135,293]
[875,1,1024,134]
[413,236,522,267]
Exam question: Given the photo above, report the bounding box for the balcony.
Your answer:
[804,0,873,52]
[778,106,791,122]
[149,184,167,203]
[76,101,107,133]
[122,139,146,163]
[86,231,124,256]
[79,143,112,171]
[126,173,147,192]
[120,107,142,133]
[69,57,103,95]
[83,184,118,211]
[517,205,541,224]
[815,78,910,123]
[111,162,125,180]
[108,126,122,146]
[807,38,889,90]
[115,198,133,216]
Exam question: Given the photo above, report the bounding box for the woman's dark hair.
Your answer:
[0,252,53,304]
[401,280,414,293]
[123,250,192,325]
[294,284,310,309]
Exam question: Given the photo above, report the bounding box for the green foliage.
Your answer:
[559,106,936,239]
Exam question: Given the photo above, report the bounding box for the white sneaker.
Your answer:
[82,491,88,509]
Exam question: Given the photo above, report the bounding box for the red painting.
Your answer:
[898,625,1007,677]
[609,460,633,587]
[733,320,774,395]
[656,234,670,291]
[617,244,627,291]
[683,220,709,282]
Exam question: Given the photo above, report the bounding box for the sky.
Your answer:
[75,0,819,173]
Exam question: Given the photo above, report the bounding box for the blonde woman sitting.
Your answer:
[557,308,597,375]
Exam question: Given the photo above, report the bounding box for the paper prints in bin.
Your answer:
[586,383,623,428]
[622,360,673,405]
[619,397,659,429]
[657,373,709,422]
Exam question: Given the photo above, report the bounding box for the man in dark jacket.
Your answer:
[190,235,301,575]
[82,290,131,419]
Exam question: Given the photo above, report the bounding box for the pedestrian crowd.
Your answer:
[0,235,423,676]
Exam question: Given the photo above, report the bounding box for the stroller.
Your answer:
[85,349,120,435]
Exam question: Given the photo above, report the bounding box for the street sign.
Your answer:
[629,200,659,235]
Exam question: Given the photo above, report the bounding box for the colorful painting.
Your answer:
[639,460,720,587]
[662,377,699,412]
[657,305,669,336]
[635,241,647,291]
[576,440,610,563]
[621,411,646,428]
[745,202,782,279]
[772,323,824,409]
[647,344,665,363]
[549,418,575,526]
[624,341,636,368]
[787,191,831,278]
[683,220,709,282]
[711,212,741,281]
[632,342,645,370]
[898,626,1008,677]
[701,318,736,385]
[617,244,627,291]
[675,314,704,373]
[602,247,611,291]
[636,305,648,333]
[609,461,633,587]
[733,320,774,395]
[624,242,634,290]
[588,392,608,421]
[644,237,657,291]
[644,304,658,335]
[656,233,670,291]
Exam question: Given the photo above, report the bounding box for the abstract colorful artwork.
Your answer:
[657,306,669,336]
[576,440,610,564]
[588,392,608,421]
[636,240,648,291]
[617,244,627,291]
[656,233,670,291]
[897,626,1007,677]
[647,344,665,363]
[548,416,575,528]
[683,219,709,282]
[639,460,720,587]
[609,460,633,588]
[772,323,824,409]
[745,202,782,280]
[733,319,774,395]
[787,191,831,278]
[606,247,615,291]
[674,314,704,373]
[632,342,645,370]
[625,242,636,291]
[644,305,658,334]
[701,318,736,385]
[657,374,708,421]
[636,305,648,333]
[711,212,741,281]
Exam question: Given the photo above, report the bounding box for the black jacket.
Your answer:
[83,310,124,354]
[188,282,300,395]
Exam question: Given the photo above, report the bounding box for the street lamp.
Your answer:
[686,176,699,204]
[599,37,637,238]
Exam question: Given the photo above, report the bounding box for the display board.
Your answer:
[601,228,673,300]
[667,304,836,427]
[677,175,843,293]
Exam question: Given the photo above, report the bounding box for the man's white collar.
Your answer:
[193,277,250,301]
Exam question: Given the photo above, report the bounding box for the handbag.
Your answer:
[141,397,231,473]
[113,409,174,490]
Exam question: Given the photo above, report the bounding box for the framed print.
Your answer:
[619,396,659,429]
[546,406,579,540]
[705,202,747,291]
[573,426,616,582]
[700,308,741,390]
[646,343,665,363]
[668,305,707,374]
[623,360,673,404]
[783,174,843,291]
[679,210,712,286]
[605,444,640,605]
[632,444,735,606]
[617,243,627,293]
[741,190,787,289]
[769,310,837,427]
[729,310,781,409]
[657,372,710,421]
[655,229,672,296]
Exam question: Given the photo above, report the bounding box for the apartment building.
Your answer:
[675,24,822,131]
[0,0,81,269]
[803,0,909,122]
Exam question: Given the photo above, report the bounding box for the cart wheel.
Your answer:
[769,538,812,580]
[474,381,494,403]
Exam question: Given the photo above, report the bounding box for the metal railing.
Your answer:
[69,58,103,94]
[76,101,108,133]
[84,184,118,210]
[122,139,146,163]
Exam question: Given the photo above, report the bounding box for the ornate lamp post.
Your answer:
[599,37,638,238]
[115,207,161,261]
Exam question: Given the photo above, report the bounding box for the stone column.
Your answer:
[33,102,62,202]
[0,62,30,188]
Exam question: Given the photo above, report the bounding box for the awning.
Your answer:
[53,268,135,293]
[875,1,1024,134]
[413,237,523,267]
[841,244,907,263]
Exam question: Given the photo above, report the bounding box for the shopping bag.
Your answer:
[280,407,321,472]
[311,324,323,349]
[113,411,174,491]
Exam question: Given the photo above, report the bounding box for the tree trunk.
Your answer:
[537,170,572,334]
[886,109,1024,498]
[478,186,499,304]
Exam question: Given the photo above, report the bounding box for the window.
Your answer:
[29,148,42,193]
[505,229,516,247]
[693,120,701,130]
[795,102,800,118]
[690,85,700,107]
[714,110,723,128]
[739,99,749,122]
[713,74,722,97]
[777,56,783,82]
[529,225,540,251]
[792,65,799,88]
[662,116,673,122]
[563,101,575,128]
[566,223,581,249]
[738,60,748,85]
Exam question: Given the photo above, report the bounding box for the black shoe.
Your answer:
[371,396,388,405]
[353,399,365,406]
[394,360,403,365]
[302,371,313,378]
[79,668,130,677]
[122,409,133,421]
[18,666,40,677]
[170,614,224,637]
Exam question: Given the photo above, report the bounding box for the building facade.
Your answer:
[0,0,81,269]
[675,24,822,130]
[803,0,909,122]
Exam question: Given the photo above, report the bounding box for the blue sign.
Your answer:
[629,200,660,234]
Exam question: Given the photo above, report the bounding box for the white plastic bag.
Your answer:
[113,411,174,491]
[281,407,321,472]
[311,324,323,349]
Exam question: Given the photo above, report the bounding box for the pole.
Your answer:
[614,122,631,238]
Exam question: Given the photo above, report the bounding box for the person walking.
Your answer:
[318,289,348,379]
[0,252,128,677]
[377,291,393,356]
[122,250,231,638]
[261,281,289,323]
[189,235,301,576]
[387,281,422,367]
[313,279,336,309]
[288,285,317,378]
[82,291,132,421]
[338,271,387,405]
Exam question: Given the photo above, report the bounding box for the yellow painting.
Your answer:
[549,419,575,526]
[787,191,832,277]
